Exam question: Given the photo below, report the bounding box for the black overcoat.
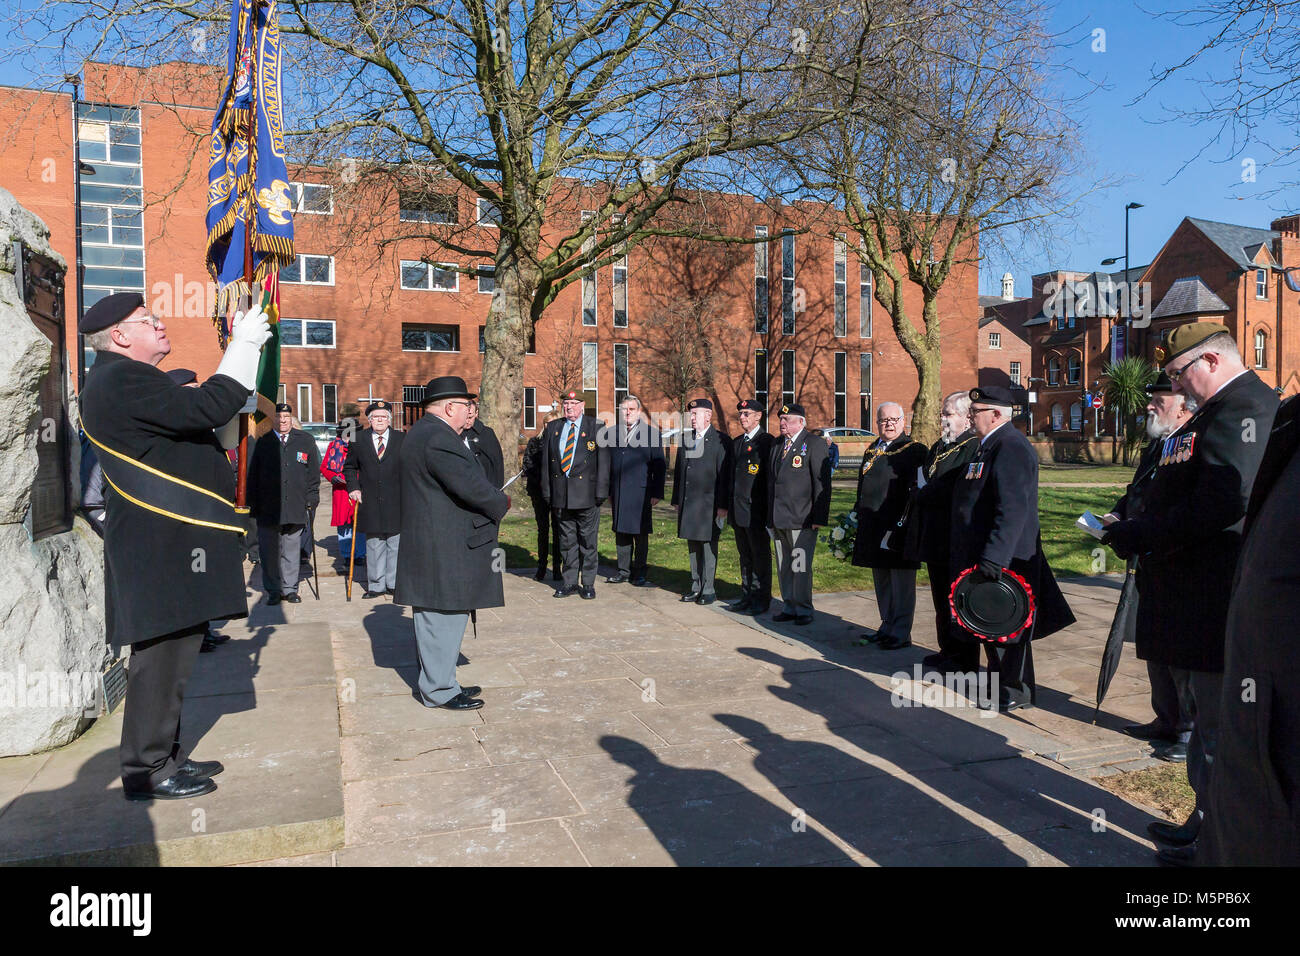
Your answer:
[343,427,404,535]
[949,422,1074,641]
[247,427,321,526]
[767,428,832,530]
[1109,372,1278,671]
[1203,395,1300,865]
[606,422,666,536]
[522,433,545,500]
[851,435,927,570]
[79,351,248,645]
[394,413,509,611]
[902,430,979,566]
[467,419,506,489]
[671,427,732,540]
[729,431,777,530]
[539,415,609,510]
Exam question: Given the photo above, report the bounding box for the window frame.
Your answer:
[477,197,502,228]
[279,318,337,349]
[280,253,335,286]
[297,384,313,423]
[1256,268,1268,300]
[400,259,459,292]
[290,181,334,215]
[988,331,1001,350]
[401,323,461,352]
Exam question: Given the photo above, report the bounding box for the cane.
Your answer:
[346,501,359,602]
[310,508,321,600]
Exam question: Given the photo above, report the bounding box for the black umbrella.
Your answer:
[1093,557,1139,722]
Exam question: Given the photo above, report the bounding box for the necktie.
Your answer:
[377,436,385,459]
[561,424,576,475]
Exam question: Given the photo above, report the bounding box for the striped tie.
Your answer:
[377,437,385,459]
[561,425,576,475]
[783,438,793,457]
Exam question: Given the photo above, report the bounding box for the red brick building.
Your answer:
[979,272,1032,392]
[1,61,981,440]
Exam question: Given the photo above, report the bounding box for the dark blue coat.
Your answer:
[605,422,666,535]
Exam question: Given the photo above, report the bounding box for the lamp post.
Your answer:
[64,74,96,393]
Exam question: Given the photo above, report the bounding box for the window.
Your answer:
[477,266,495,294]
[781,230,796,335]
[279,319,336,348]
[402,323,459,352]
[76,105,141,166]
[581,210,597,326]
[1255,329,1267,368]
[988,332,1001,349]
[859,246,872,337]
[400,260,458,291]
[612,253,628,328]
[582,342,598,413]
[755,350,768,412]
[1257,268,1268,299]
[859,352,873,429]
[277,383,287,405]
[280,254,333,285]
[614,343,629,410]
[1067,353,1081,384]
[297,385,313,422]
[834,352,846,427]
[77,104,144,309]
[322,384,338,424]
[1069,401,1082,431]
[524,387,537,431]
[477,198,501,227]
[1051,404,1064,430]
[1047,356,1060,386]
[754,226,769,334]
[1009,361,1021,386]
[400,192,457,223]
[781,349,795,407]
[834,234,847,337]
[289,182,333,215]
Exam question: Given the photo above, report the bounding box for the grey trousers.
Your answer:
[259,523,304,595]
[413,608,470,706]
[367,532,401,592]
[1169,667,1224,818]
[556,506,600,588]
[687,525,721,596]
[774,527,817,616]
[1149,661,1194,743]
[616,531,648,577]
[873,566,918,641]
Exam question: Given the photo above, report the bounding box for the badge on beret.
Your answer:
[586,440,596,451]
[747,463,759,475]
[792,455,803,468]
[781,405,790,414]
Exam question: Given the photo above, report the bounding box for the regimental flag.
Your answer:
[206,0,294,430]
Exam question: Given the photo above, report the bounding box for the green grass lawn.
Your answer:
[1039,461,1138,485]
[501,479,1130,595]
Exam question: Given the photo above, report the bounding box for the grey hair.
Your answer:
[621,394,642,409]
[942,390,971,417]
[1180,331,1241,365]
[876,401,904,419]
[85,325,119,352]
[1180,394,1198,415]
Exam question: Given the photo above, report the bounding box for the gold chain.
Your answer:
[861,437,919,473]
[925,435,976,479]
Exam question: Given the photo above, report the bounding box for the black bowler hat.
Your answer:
[737,399,763,413]
[79,292,145,333]
[422,376,476,403]
[778,402,806,418]
[366,400,393,415]
[1145,371,1174,394]
[969,386,1017,409]
[166,368,197,386]
[275,402,293,414]
[687,398,713,411]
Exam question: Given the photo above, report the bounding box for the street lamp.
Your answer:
[64,73,96,392]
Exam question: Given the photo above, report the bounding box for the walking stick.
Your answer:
[310,507,320,600]
[346,502,359,601]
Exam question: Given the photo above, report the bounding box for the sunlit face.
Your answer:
[277,411,293,434]
[688,407,712,431]
[738,409,762,433]
[622,400,641,426]
[562,397,584,422]
[876,405,904,441]
[967,404,1003,438]
[940,402,967,443]
[1166,351,1217,404]
[1145,392,1187,439]
[113,307,171,364]
[466,402,479,427]
[369,410,391,435]
[778,414,803,438]
[437,398,472,432]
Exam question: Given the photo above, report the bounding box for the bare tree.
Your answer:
[536,315,584,410]
[639,291,727,419]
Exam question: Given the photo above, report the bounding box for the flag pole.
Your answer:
[234,4,259,510]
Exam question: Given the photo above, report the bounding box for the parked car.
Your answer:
[300,422,338,459]
[819,426,876,470]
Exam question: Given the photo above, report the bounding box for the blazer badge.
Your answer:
[792,455,803,468]
[586,440,596,451]
[747,462,759,475]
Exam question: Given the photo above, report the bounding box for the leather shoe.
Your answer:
[460,686,482,697]
[792,615,813,626]
[922,652,947,668]
[696,593,716,605]
[179,758,224,778]
[681,592,701,603]
[123,771,217,801]
[1152,741,1188,762]
[772,611,798,623]
[1123,720,1177,743]
[726,595,754,612]
[631,576,653,587]
[878,634,912,650]
[858,631,881,644]
[362,590,383,599]
[581,586,597,600]
[1156,843,1198,867]
[553,585,579,598]
[605,572,629,584]
[436,692,484,711]
[284,593,302,604]
[1148,818,1199,847]
[266,593,281,606]
[534,567,548,581]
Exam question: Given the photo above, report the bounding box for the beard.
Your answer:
[1146,413,1173,440]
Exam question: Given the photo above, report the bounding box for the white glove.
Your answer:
[214,308,272,390]
[216,414,241,450]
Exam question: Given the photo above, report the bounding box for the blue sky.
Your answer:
[985,0,1298,296]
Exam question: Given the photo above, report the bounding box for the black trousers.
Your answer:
[556,505,600,588]
[120,623,206,790]
[927,560,979,670]
[531,494,561,574]
[1149,661,1194,742]
[734,523,772,602]
[985,640,1035,706]
[615,531,649,576]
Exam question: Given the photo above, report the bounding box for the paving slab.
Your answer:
[336,819,589,867]
[472,713,669,764]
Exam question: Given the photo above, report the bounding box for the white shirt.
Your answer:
[372,429,390,454]
[743,427,760,442]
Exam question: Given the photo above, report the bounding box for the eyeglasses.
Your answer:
[445,400,472,409]
[119,316,164,330]
[968,406,996,417]
[877,416,903,425]
[1167,355,1206,384]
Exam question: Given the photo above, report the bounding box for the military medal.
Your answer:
[965,461,984,479]
[747,463,759,475]
[586,440,596,451]
[296,451,308,463]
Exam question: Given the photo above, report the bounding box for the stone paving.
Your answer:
[0,508,1170,867]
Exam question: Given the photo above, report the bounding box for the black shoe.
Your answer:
[772,611,798,623]
[123,772,218,801]
[200,635,219,653]
[726,595,754,612]
[284,593,302,604]
[921,652,947,668]
[460,686,482,698]
[387,588,395,596]
[605,572,629,584]
[858,631,881,644]
[553,585,579,598]
[681,592,701,603]
[1148,818,1200,847]
[744,597,771,616]
[581,586,597,600]
[436,692,484,711]
[793,615,814,626]
[1152,741,1188,762]
[266,593,282,606]
[1123,720,1177,743]
[552,570,563,582]
[1156,844,1198,867]
[696,593,716,606]
[179,759,225,778]
[878,634,913,650]
[362,590,383,599]
[205,629,231,646]
[631,576,653,588]
[534,568,548,582]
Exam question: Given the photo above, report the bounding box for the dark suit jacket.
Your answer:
[851,434,926,570]
[540,415,609,510]
[671,426,732,540]
[904,430,979,566]
[767,428,832,530]
[394,414,509,611]
[248,427,321,527]
[606,421,666,536]
[730,430,776,530]
[343,427,404,535]
[467,419,505,489]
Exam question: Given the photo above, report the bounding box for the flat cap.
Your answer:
[687,398,713,411]
[778,402,806,418]
[165,368,197,386]
[79,292,144,334]
[275,402,293,414]
[365,400,393,415]
[1145,371,1174,394]
[1156,322,1232,367]
[969,386,1017,408]
[737,399,764,413]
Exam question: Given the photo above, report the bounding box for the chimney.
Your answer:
[1001,272,1015,300]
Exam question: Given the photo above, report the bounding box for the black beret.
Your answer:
[165,368,197,386]
[275,402,293,414]
[79,292,145,334]
[365,400,393,415]
[737,399,764,413]
[778,402,806,418]
[1145,371,1174,394]
[969,386,1017,408]
[687,398,713,411]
